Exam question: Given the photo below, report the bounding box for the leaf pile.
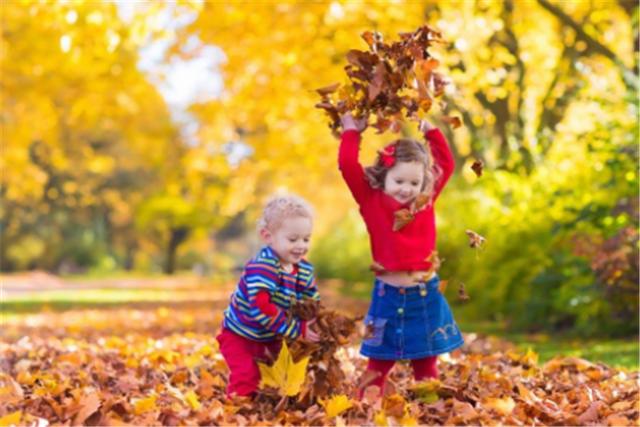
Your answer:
[287,304,361,402]
[1,307,638,426]
[315,25,459,136]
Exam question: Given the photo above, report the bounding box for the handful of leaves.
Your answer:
[285,301,360,401]
[315,25,460,136]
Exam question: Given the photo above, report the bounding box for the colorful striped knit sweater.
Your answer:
[222,246,319,342]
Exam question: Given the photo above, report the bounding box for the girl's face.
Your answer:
[384,161,424,204]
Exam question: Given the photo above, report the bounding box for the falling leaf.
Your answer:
[393,209,414,231]
[438,280,448,294]
[443,116,462,129]
[321,394,354,418]
[458,282,470,301]
[424,250,443,276]
[413,193,430,211]
[471,159,484,177]
[465,229,486,249]
[258,341,309,396]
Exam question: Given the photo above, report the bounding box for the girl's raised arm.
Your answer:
[338,113,373,205]
[421,120,455,200]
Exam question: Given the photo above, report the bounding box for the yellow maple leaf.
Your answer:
[320,394,354,418]
[133,395,157,415]
[373,410,388,427]
[400,413,419,426]
[0,411,22,427]
[257,341,309,396]
[184,390,201,410]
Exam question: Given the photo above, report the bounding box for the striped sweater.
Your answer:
[222,246,319,342]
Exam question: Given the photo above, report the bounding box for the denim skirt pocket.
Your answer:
[362,315,388,347]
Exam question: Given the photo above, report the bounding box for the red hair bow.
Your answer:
[379,144,396,168]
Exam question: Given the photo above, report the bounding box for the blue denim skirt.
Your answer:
[360,275,464,360]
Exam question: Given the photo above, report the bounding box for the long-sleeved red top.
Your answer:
[338,128,455,272]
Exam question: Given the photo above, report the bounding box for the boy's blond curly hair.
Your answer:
[257,194,314,232]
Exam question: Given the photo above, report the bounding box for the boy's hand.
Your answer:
[303,318,321,342]
[341,112,368,133]
[419,119,435,133]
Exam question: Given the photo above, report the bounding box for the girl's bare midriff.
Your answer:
[378,270,435,287]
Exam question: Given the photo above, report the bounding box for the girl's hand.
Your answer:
[419,119,435,133]
[341,112,368,133]
[303,318,321,342]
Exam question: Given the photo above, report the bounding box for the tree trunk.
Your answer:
[164,226,189,275]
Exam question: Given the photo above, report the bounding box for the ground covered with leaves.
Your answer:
[1,306,638,426]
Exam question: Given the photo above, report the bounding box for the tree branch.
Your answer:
[537,0,638,92]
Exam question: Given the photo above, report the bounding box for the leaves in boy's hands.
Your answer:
[465,229,486,249]
[316,25,456,135]
[393,208,414,231]
[290,298,320,321]
[458,282,470,301]
[471,159,484,177]
[286,304,360,401]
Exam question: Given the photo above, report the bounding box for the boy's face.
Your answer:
[384,160,424,204]
[261,216,313,267]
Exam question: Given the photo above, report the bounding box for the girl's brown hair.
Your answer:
[364,138,442,204]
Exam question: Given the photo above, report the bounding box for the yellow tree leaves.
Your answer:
[258,341,309,397]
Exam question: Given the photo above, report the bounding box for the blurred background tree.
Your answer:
[1,0,637,337]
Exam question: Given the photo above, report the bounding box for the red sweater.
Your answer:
[338,128,455,272]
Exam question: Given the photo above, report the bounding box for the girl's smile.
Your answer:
[383,161,425,204]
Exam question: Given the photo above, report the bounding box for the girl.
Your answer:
[338,112,463,395]
[217,195,321,398]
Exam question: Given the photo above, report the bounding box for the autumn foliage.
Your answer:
[315,26,460,137]
[1,307,638,426]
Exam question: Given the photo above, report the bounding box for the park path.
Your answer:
[0,271,370,316]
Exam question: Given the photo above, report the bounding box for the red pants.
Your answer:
[364,356,438,395]
[216,328,282,397]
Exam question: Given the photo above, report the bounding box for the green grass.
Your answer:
[3,282,638,370]
[456,318,639,370]
[1,288,217,314]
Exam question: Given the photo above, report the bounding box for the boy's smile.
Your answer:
[261,216,313,269]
